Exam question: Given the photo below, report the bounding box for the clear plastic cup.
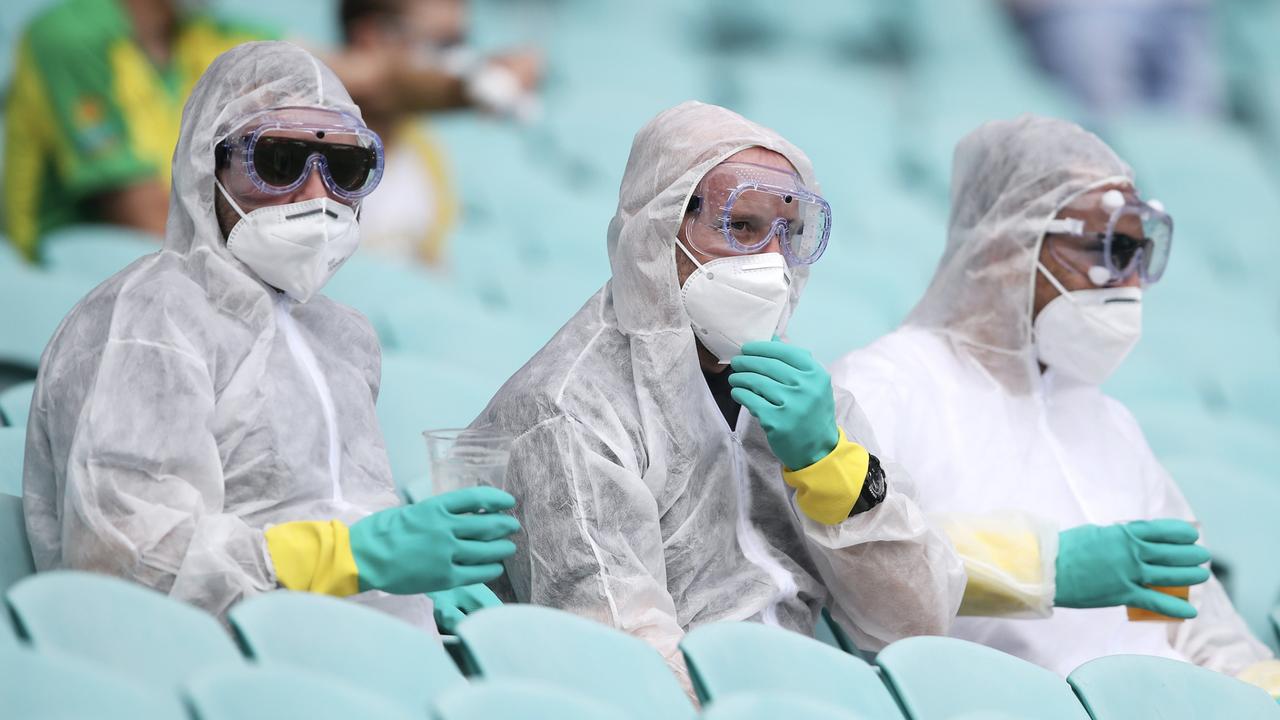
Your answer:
[424,428,513,496]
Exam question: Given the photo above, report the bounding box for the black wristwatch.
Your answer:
[850,454,887,516]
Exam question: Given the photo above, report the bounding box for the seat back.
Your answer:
[0,424,28,496]
[1067,654,1280,719]
[701,693,873,719]
[229,590,465,714]
[680,621,903,719]
[456,605,695,720]
[433,680,627,720]
[875,636,1090,719]
[185,665,418,720]
[0,380,34,427]
[0,263,94,370]
[41,224,158,282]
[6,571,244,691]
[377,352,497,499]
[0,492,35,593]
[0,647,184,719]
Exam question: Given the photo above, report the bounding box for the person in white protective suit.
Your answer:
[829,114,1280,691]
[22,41,520,630]
[471,101,966,687]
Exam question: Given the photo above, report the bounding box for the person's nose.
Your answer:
[290,158,329,202]
[1118,272,1142,289]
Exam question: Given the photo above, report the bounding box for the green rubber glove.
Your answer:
[349,487,520,595]
[428,583,503,635]
[1055,519,1211,619]
[728,339,839,470]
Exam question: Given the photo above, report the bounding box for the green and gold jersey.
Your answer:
[3,0,270,262]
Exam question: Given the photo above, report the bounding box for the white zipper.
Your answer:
[730,407,799,625]
[275,296,343,502]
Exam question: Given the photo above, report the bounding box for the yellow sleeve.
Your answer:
[934,511,1058,618]
[264,520,360,597]
[782,427,868,526]
[1237,660,1280,700]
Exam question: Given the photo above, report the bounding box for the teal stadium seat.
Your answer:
[0,493,35,594]
[0,425,26,495]
[185,665,418,720]
[377,352,497,500]
[41,224,158,282]
[1067,654,1280,719]
[700,693,871,720]
[0,263,94,370]
[5,571,244,692]
[0,647,184,720]
[679,621,903,719]
[455,604,696,720]
[0,380,35,427]
[323,252,469,349]
[875,636,1090,719]
[229,590,466,714]
[432,680,628,720]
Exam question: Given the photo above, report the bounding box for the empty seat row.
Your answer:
[1,571,1277,719]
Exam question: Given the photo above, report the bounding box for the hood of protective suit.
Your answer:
[606,101,815,341]
[904,114,1132,392]
[165,40,361,260]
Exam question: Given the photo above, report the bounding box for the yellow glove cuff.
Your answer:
[264,520,360,597]
[782,427,869,526]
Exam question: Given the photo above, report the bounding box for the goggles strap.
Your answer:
[1044,218,1085,236]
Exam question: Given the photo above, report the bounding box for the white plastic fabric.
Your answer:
[473,101,965,684]
[934,511,1059,618]
[22,41,433,629]
[830,114,1270,677]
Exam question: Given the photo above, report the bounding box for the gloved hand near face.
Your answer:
[1055,519,1211,618]
[729,339,839,470]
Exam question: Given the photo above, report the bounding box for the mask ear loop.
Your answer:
[1036,260,1078,306]
[215,178,251,223]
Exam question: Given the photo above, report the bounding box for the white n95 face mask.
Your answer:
[1033,262,1142,385]
[217,180,361,303]
[678,240,791,364]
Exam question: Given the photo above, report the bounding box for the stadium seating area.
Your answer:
[2,0,1279,715]
[1,571,1278,718]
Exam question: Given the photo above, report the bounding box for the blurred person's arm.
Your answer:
[93,181,169,238]
[324,45,542,117]
[325,46,469,115]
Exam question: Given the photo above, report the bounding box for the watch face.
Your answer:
[865,458,886,500]
[866,470,886,498]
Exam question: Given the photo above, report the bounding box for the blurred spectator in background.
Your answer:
[3,0,266,262]
[4,0,541,266]
[1006,0,1223,121]
[339,0,542,268]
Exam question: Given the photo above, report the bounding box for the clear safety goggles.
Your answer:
[1043,188,1173,286]
[684,161,831,266]
[214,107,385,202]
